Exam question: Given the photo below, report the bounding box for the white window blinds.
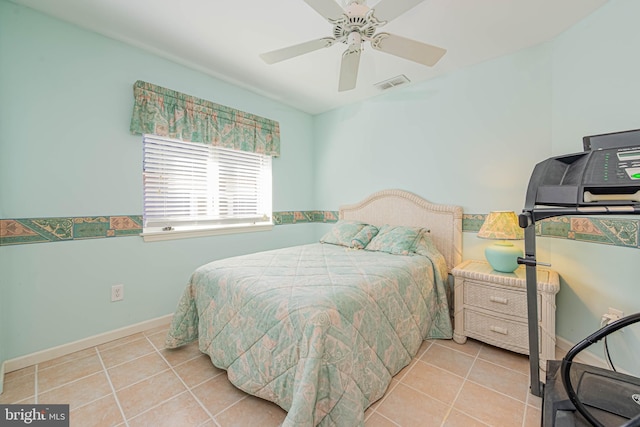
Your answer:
[143,134,272,232]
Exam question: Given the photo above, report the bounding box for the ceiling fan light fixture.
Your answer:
[374,74,411,91]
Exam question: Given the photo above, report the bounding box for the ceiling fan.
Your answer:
[260,0,446,92]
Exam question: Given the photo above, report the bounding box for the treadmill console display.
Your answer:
[616,149,640,180]
[526,145,640,207]
[585,146,640,183]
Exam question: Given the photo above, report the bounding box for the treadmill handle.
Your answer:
[561,313,640,427]
[517,257,551,268]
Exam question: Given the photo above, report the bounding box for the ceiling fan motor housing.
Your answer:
[334,2,378,44]
[333,17,375,42]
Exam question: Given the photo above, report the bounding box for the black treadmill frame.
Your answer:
[518,206,640,397]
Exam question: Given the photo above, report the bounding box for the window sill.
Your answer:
[141,223,273,242]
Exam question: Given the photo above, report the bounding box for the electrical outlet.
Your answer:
[111,284,124,302]
[601,307,624,326]
[608,307,624,320]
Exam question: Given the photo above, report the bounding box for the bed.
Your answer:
[165,189,463,426]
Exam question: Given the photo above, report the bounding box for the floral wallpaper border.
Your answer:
[1,213,638,249]
[0,216,144,245]
[463,214,639,248]
[0,212,339,246]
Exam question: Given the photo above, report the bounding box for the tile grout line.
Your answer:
[111,367,173,392]
[36,370,108,397]
[419,359,469,382]
[36,347,100,372]
[95,346,130,427]
[146,336,222,427]
[365,341,432,423]
[460,343,529,426]
[366,340,445,424]
[396,378,460,414]
[212,394,252,420]
[126,390,193,424]
[365,359,415,422]
[64,392,115,414]
[96,333,199,389]
[102,350,158,371]
[184,370,226,391]
[439,342,484,426]
[472,353,531,378]
[371,411,401,426]
[521,397,541,427]
[462,377,531,405]
[97,337,152,359]
[525,377,543,409]
[433,341,534,398]
[522,405,529,427]
[368,341,491,427]
[388,363,484,425]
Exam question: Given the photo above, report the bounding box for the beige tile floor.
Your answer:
[1,324,543,426]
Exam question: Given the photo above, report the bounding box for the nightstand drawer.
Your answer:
[452,259,559,371]
[463,280,525,317]
[464,310,529,353]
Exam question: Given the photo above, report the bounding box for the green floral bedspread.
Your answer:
[165,243,452,426]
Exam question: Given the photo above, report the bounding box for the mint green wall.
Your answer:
[547,0,640,374]
[0,0,317,370]
[314,1,640,371]
[2,0,640,382]
[0,247,7,393]
[313,42,552,213]
[550,0,640,157]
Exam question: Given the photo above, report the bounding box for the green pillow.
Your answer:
[364,225,423,255]
[411,228,438,257]
[320,220,367,247]
[351,225,379,249]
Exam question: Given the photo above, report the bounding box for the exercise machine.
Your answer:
[517,132,640,425]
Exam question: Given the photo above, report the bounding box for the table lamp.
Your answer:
[477,211,524,273]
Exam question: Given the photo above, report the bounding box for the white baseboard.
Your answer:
[2,314,173,375]
[555,336,608,369]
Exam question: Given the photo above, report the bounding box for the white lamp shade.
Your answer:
[478,211,524,273]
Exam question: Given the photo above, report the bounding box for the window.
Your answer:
[142,134,272,241]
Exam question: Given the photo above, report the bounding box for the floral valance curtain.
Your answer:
[130,80,280,157]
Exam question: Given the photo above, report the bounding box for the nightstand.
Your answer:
[452,259,560,373]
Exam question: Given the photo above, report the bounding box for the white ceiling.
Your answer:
[11,0,608,115]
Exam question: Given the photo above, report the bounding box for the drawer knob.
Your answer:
[489,296,508,305]
[490,325,508,335]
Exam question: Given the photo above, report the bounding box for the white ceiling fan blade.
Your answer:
[371,33,446,66]
[338,45,361,92]
[304,0,346,22]
[372,0,425,23]
[260,38,336,64]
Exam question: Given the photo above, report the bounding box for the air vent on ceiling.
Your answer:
[374,74,411,91]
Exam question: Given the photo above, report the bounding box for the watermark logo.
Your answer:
[0,405,69,426]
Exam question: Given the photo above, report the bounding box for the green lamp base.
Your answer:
[484,241,523,273]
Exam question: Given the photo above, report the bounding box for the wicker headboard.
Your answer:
[339,189,463,270]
